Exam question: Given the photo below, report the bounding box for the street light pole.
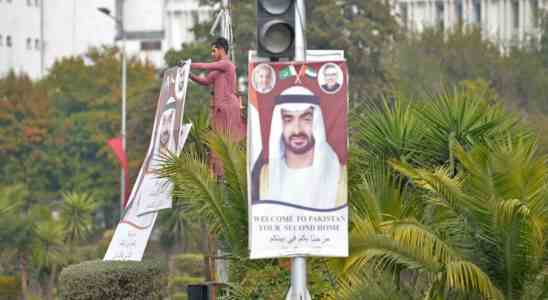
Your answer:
[98,7,127,217]
[121,22,127,216]
[286,1,311,300]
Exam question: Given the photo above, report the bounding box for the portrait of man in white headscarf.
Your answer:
[253,86,347,210]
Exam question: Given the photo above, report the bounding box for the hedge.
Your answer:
[58,259,167,300]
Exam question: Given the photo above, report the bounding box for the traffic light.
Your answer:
[256,0,295,59]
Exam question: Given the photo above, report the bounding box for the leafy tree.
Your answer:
[0,72,56,199]
[42,46,158,227]
[189,0,400,102]
[392,27,548,114]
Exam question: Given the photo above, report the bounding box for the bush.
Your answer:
[0,275,20,299]
[173,253,204,277]
[58,259,167,300]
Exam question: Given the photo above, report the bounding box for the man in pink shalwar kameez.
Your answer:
[189,37,246,176]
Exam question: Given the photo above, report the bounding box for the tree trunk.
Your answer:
[45,266,57,300]
[207,231,217,300]
[201,221,210,280]
[20,255,29,300]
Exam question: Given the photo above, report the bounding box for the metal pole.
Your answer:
[97,6,127,218]
[286,1,311,299]
[285,257,311,300]
[39,0,44,77]
[121,15,127,217]
[294,0,306,61]
[221,0,229,36]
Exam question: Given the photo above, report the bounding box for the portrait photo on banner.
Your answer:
[250,62,348,211]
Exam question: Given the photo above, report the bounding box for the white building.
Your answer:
[394,0,547,46]
[116,0,214,67]
[0,0,116,79]
[0,0,214,79]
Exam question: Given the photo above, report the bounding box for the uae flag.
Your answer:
[279,65,297,80]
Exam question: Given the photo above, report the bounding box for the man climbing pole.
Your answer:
[187,37,246,177]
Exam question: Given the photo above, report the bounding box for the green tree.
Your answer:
[187,0,400,102]
[0,185,64,300]
[0,72,56,199]
[43,46,158,227]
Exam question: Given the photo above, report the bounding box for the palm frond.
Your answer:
[60,192,97,243]
[445,260,504,300]
[352,97,429,165]
[0,184,28,216]
[159,133,249,255]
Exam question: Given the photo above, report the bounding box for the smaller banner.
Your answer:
[104,61,191,261]
[248,54,349,258]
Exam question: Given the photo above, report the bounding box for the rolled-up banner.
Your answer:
[248,53,348,258]
[104,62,191,261]
[136,61,191,216]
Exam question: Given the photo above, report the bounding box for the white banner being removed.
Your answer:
[104,61,191,261]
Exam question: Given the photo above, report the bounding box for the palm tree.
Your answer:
[158,108,210,256]
[339,163,503,299]
[60,192,97,245]
[414,84,525,168]
[341,85,542,299]
[33,217,66,300]
[392,138,548,299]
[0,185,64,300]
[159,131,248,258]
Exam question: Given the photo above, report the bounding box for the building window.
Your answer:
[512,0,519,30]
[26,38,32,50]
[6,35,12,47]
[35,0,39,6]
[140,40,162,51]
[35,39,40,50]
[0,35,3,47]
[455,0,463,24]
[26,0,32,6]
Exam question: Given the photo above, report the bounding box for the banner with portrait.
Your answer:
[248,52,348,258]
[136,61,191,216]
[104,62,192,261]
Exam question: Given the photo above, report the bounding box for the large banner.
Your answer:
[248,53,348,258]
[104,61,191,261]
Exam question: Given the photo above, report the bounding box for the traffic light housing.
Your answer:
[256,0,295,59]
